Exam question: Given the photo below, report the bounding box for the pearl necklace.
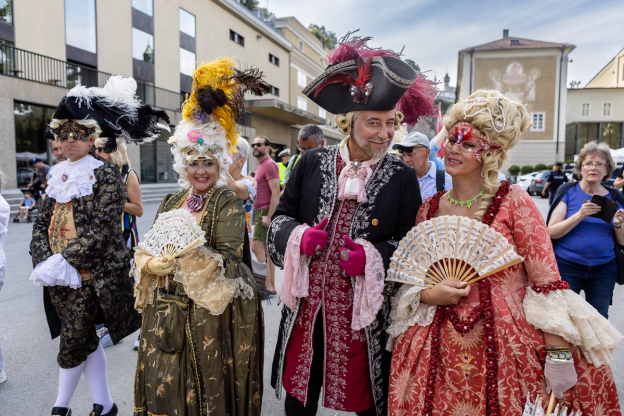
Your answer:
[446,189,484,209]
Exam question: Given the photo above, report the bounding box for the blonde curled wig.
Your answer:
[94,137,131,168]
[444,90,532,221]
[334,110,404,135]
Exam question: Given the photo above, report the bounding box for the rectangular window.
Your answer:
[269,53,279,66]
[132,27,154,63]
[0,0,13,25]
[320,57,324,67]
[298,40,304,52]
[297,97,307,111]
[603,102,612,117]
[180,48,195,76]
[581,103,590,117]
[270,85,279,96]
[65,0,97,53]
[319,107,327,119]
[297,71,307,88]
[132,0,153,16]
[13,102,56,181]
[230,30,244,47]
[179,8,195,38]
[531,113,545,131]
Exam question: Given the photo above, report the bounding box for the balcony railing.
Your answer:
[0,43,183,112]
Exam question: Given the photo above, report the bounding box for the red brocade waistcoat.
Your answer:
[282,155,374,412]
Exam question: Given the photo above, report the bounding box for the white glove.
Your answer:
[544,356,577,399]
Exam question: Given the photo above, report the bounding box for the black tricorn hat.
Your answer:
[51,76,170,153]
[302,32,438,127]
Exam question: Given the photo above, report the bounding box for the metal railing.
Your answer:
[0,43,183,112]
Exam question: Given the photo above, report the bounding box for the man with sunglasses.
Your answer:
[393,131,452,201]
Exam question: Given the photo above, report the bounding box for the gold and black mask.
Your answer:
[51,121,96,142]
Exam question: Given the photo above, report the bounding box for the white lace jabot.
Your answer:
[46,155,104,203]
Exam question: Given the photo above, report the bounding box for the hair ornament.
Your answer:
[462,90,507,133]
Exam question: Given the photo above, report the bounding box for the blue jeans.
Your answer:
[556,255,617,318]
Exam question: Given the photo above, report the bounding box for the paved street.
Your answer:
[0,195,622,415]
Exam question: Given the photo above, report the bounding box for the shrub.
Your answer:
[520,165,534,175]
[547,164,553,170]
[507,165,520,176]
[534,163,548,171]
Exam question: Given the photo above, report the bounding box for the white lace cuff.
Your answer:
[280,224,311,310]
[385,283,437,351]
[351,239,385,331]
[524,287,623,366]
[29,253,82,289]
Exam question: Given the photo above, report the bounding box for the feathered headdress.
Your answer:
[303,31,439,127]
[51,75,170,153]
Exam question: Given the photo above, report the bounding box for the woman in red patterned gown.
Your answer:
[386,90,622,416]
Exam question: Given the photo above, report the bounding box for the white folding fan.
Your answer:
[388,216,523,287]
[138,209,207,262]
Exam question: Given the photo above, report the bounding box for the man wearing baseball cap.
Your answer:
[543,162,568,205]
[393,131,451,201]
[277,148,291,189]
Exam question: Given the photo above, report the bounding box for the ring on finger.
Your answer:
[340,251,350,262]
[315,245,321,255]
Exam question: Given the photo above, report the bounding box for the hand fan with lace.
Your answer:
[388,216,523,287]
[138,209,207,261]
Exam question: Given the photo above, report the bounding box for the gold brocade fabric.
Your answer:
[133,189,263,416]
[48,201,90,278]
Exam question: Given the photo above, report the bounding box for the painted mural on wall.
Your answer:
[488,62,541,102]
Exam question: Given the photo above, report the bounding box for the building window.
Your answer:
[297,71,307,88]
[581,103,590,117]
[65,0,97,53]
[603,102,612,117]
[180,48,195,76]
[0,0,13,25]
[270,85,279,96]
[179,8,195,38]
[13,102,56,182]
[132,0,153,16]
[230,30,244,47]
[132,28,154,63]
[298,40,304,52]
[297,97,307,111]
[531,113,545,131]
[510,39,519,46]
[269,53,279,66]
[319,107,326,119]
[320,57,324,67]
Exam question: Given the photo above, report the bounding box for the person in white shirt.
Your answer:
[393,131,452,201]
[0,170,10,384]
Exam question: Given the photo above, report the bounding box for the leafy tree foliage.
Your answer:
[308,24,337,49]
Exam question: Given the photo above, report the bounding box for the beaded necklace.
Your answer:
[446,188,484,209]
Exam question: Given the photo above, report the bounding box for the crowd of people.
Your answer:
[0,32,623,416]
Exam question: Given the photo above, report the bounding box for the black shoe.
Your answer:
[13,217,18,223]
[51,407,71,416]
[26,216,32,223]
[89,403,117,416]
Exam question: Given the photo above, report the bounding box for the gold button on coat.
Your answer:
[372,219,378,226]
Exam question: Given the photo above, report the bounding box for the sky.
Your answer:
[266,0,624,88]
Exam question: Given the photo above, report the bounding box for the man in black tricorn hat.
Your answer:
[267,32,438,416]
[29,76,168,416]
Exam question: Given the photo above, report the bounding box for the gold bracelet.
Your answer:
[425,289,431,304]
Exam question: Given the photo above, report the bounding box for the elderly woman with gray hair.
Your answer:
[547,141,624,318]
[226,138,257,243]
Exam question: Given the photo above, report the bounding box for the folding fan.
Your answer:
[138,209,207,261]
[388,216,523,287]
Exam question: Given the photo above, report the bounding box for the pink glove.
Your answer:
[300,217,329,256]
[544,356,577,399]
[340,236,366,277]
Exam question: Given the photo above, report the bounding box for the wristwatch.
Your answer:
[616,223,623,229]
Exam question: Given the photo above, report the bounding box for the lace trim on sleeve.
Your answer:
[29,253,82,289]
[524,287,623,366]
[385,284,437,351]
[173,246,253,315]
[132,249,159,311]
[351,239,386,331]
[281,224,311,310]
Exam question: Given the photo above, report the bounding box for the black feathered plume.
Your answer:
[223,67,271,119]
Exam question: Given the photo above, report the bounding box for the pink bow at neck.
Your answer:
[337,163,372,203]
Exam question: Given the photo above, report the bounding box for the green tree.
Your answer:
[508,165,520,176]
[308,24,337,49]
[405,59,420,72]
[520,165,534,175]
[241,0,259,11]
[256,7,275,19]
[535,163,548,171]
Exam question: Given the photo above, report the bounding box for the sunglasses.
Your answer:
[251,143,266,148]
[95,147,107,153]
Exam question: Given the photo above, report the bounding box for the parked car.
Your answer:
[17,167,35,187]
[529,170,552,198]
[603,166,622,187]
[517,172,539,194]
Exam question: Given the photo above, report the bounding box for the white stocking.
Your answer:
[54,362,86,408]
[83,344,114,414]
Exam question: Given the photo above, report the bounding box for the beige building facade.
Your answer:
[565,48,624,160]
[0,0,332,188]
[456,30,574,168]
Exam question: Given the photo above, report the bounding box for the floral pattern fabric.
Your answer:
[241,176,257,240]
[388,185,621,416]
[133,188,263,416]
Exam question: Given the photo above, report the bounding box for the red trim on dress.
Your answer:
[422,181,511,416]
[530,280,570,294]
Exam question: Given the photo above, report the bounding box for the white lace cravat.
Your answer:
[46,155,104,203]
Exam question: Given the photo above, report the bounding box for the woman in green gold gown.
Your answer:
[132,57,270,416]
